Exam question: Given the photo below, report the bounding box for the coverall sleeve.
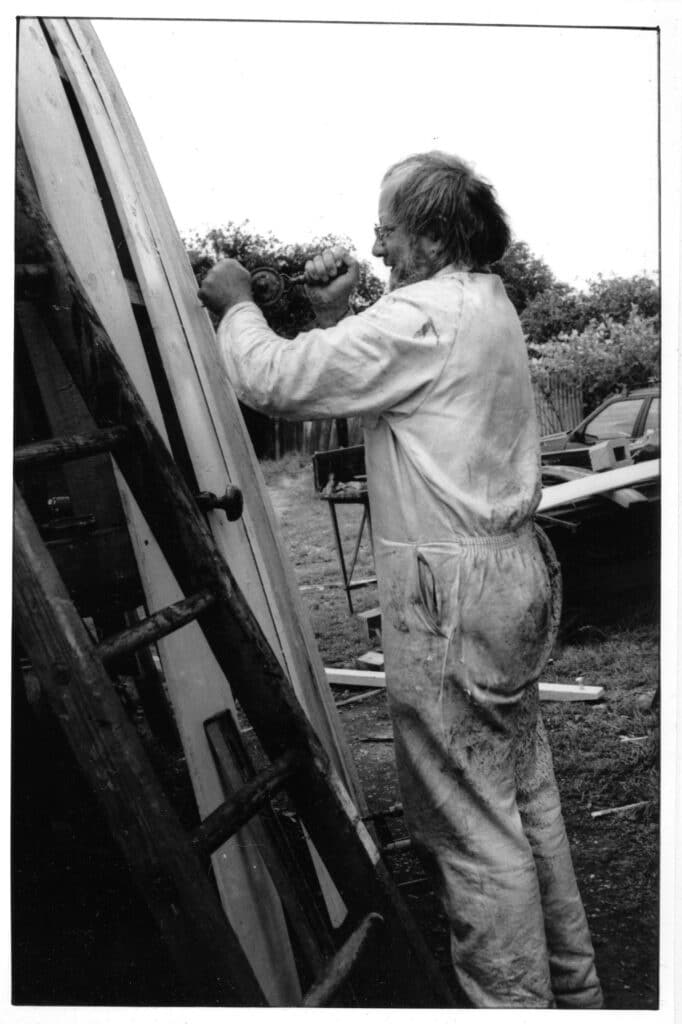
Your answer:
[216,291,452,421]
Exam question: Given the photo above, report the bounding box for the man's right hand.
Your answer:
[304,246,359,327]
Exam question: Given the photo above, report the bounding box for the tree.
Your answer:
[521,273,660,347]
[185,221,385,339]
[521,285,588,346]
[490,240,557,314]
[580,274,660,326]
[185,222,386,457]
[529,310,660,413]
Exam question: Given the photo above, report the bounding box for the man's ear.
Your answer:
[425,235,445,259]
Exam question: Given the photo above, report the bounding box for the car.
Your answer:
[540,386,660,469]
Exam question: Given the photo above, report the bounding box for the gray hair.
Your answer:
[383,151,510,269]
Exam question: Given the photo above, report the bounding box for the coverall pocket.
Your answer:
[413,548,447,637]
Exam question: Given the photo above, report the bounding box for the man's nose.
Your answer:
[372,236,385,258]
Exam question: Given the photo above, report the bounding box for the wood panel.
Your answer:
[47,17,363,811]
[17,21,301,1002]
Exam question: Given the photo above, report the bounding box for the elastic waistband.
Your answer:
[378,523,534,553]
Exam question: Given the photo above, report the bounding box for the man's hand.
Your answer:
[304,246,360,327]
[198,259,253,319]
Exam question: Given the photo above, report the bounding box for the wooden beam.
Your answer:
[325,669,604,703]
[46,17,365,814]
[542,465,648,508]
[538,461,659,513]
[538,681,605,702]
[18,18,318,998]
[326,668,386,689]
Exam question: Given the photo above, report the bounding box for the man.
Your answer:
[198,151,603,1009]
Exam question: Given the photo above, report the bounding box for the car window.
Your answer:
[644,397,660,434]
[584,398,645,440]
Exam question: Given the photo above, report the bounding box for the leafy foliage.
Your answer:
[521,273,660,346]
[490,240,557,314]
[529,310,660,413]
[185,221,385,338]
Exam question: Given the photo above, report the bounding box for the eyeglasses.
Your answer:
[373,223,397,242]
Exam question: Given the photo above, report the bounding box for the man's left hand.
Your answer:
[198,259,253,318]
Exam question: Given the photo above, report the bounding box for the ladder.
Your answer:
[13,145,457,1008]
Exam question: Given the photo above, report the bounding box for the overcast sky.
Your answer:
[93,17,660,289]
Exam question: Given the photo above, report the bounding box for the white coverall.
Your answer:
[218,266,603,1009]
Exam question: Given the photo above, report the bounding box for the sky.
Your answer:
[93,16,661,290]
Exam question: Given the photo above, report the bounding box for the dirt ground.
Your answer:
[262,453,660,1011]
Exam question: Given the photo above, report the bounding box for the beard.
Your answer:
[388,240,446,292]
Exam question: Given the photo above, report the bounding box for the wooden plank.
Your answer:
[325,669,604,703]
[49,16,363,809]
[538,460,660,513]
[542,465,648,508]
[591,801,650,819]
[538,681,605,702]
[16,20,167,439]
[15,28,303,993]
[45,16,360,929]
[326,668,387,689]
[112,472,303,1005]
[13,487,265,1007]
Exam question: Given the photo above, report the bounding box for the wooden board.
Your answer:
[538,460,660,513]
[44,14,354,931]
[45,18,362,802]
[325,669,604,702]
[17,17,335,1001]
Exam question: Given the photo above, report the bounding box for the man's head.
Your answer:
[372,151,510,291]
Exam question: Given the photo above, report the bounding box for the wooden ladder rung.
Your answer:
[191,749,302,860]
[303,912,384,1007]
[14,426,129,468]
[95,587,217,663]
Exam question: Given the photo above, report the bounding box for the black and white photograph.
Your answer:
[6,2,680,1019]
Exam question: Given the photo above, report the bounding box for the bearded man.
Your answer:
[198,151,603,1009]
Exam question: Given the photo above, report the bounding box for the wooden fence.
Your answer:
[244,378,583,460]
[532,377,584,436]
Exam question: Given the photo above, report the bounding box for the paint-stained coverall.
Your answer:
[217,266,603,1009]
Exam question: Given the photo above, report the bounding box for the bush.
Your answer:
[529,310,660,412]
[185,221,385,339]
[521,274,660,347]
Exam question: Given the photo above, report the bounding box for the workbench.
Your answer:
[312,445,376,614]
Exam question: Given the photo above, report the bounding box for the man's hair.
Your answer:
[383,151,510,269]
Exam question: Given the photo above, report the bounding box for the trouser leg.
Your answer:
[377,533,601,1008]
[390,682,555,1008]
[514,701,604,1008]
